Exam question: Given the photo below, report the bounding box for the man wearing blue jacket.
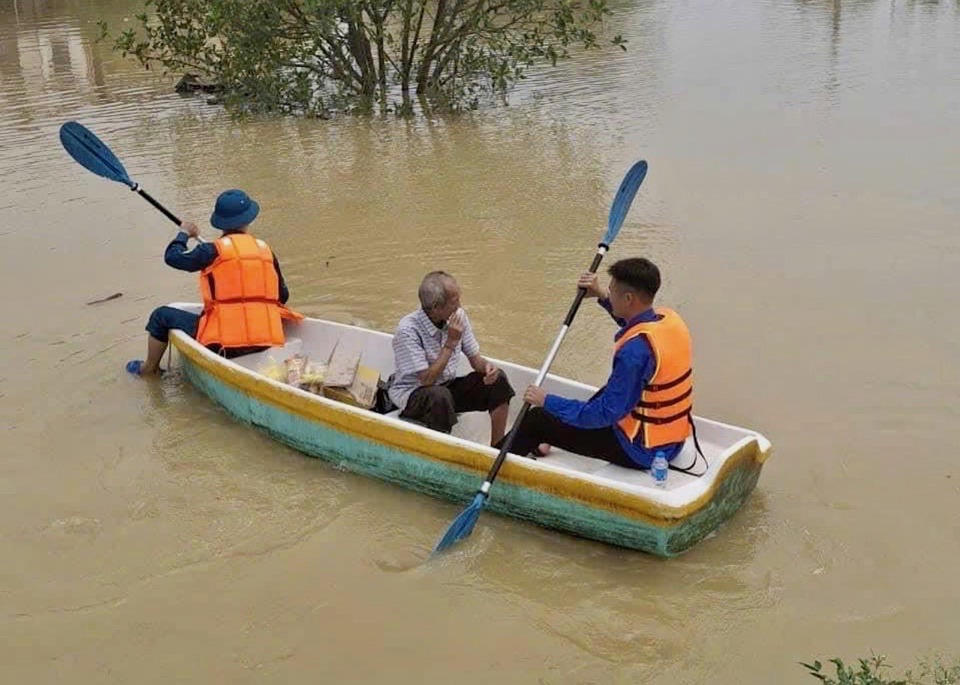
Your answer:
[504,258,694,470]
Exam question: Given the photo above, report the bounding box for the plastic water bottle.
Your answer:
[651,450,668,488]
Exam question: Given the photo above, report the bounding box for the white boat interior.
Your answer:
[169,304,770,505]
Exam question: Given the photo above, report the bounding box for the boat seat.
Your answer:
[538,451,611,474]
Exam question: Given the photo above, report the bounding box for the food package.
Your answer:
[301,361,327,395]
[284,354,309,387]
[257,357,288,383]
[301,362,326,384]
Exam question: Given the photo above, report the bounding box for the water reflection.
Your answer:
[146,111,617,371]
[0,0,203,159]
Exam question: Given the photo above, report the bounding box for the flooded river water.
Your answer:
[1,0,958,682]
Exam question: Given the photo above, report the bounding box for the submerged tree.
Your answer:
[104,0,626,116]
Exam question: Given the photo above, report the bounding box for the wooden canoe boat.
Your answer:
[166,303,772,557]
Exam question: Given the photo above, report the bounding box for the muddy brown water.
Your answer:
[1,0,958,682]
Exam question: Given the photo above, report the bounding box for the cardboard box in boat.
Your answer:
[323,364,379,409]
[322,342,362,388]
[319,341,379,409]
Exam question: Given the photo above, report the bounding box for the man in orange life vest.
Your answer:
[505,257,693,469]
[126,189,303,377]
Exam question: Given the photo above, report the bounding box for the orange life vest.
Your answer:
[196,233,303,349]
[614,308,693,449]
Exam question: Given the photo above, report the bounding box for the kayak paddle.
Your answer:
[432,159,649,555]
[59,121,199,239]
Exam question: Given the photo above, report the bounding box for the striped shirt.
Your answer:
[388,308,480,410]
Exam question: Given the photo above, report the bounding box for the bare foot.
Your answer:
[536,443,552,457]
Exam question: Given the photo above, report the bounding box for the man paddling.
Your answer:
[503,258,693,469]
[127,189,302,376]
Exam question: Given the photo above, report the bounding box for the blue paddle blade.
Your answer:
[433,492,486,555]
[602,160,648,245]
[59,121,134,188]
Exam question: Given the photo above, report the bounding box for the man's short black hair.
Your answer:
[607,258,660,300]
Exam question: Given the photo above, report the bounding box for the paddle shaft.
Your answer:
[131,183,205,243]
[133,184,180,225]
[476,243,610,497]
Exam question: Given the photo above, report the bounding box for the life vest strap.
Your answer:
[213,296,280,305]
[630,406,691,425]
[668,415,709,477]
[645,367,692,392]
[634,387,693,410]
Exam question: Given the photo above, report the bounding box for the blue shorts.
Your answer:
[146,306,200,343]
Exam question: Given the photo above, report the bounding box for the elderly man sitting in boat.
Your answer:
[388,271,516,445]
[126,189,303,376]
[506,257,693,470]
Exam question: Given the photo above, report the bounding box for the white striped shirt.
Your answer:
[388,308,480,410]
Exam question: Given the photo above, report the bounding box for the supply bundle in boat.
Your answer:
[165,303,772,557]
[254,342,380,409]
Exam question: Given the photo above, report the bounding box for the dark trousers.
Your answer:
[400,371,515,433]
[498,407,641,470]
[146,305,199,342]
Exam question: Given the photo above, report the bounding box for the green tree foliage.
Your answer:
[103,0,626,115]
[802,655,960,685]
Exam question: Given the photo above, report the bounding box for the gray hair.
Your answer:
[418,271,455,311]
